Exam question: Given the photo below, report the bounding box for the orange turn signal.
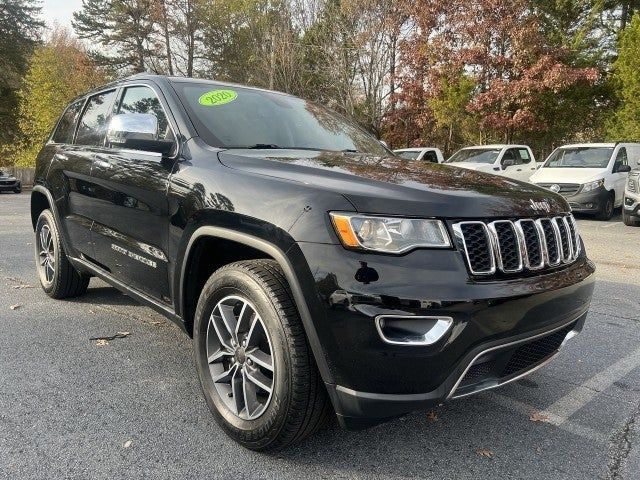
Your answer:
[330,213,360,247]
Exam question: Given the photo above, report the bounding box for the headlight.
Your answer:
[330,212,451,253]
[581,179,604,193]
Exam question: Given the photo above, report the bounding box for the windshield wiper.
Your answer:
[246,143,282,149]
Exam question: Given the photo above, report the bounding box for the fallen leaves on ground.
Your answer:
[426,410,438,421]
[11,284,33,289]
[476,448,494,458]
[9,304,21,310]
[123,440,132,448]
[529,411,550,423]
[95,339,109,347]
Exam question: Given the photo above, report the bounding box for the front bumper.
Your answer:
[564,186,608,213]
[293,242,595,429]
[624,191,639,216]
[0,181,20,191]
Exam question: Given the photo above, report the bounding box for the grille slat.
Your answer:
[454,214,579,276]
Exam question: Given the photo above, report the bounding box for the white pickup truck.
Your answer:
[444,144,538,182]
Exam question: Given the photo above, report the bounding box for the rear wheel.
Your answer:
[622,208,640,226]
[193,260,331,451]
[35,210,90,298]
[595,192,614,221]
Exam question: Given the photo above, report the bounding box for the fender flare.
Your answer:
[179,226,334,384]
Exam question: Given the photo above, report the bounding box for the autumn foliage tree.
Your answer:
[12,29,106,166]
[386,0,600,154]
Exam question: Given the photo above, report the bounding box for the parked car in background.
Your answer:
[445,145,537,182]
[394,147,444,163]
[0,170,22,193]
[530,143,637,220]
[623,168,640,226]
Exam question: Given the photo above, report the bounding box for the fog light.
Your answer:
[375,315,453,346]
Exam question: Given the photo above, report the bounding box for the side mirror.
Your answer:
[502,158,515,169]
[380,140,389,148]
[616,164,632,173]
[107,113,174,156]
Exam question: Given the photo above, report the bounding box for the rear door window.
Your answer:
[75,90,117,147]
[52,100,84,144]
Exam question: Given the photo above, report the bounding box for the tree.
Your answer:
[12,28,106,166]
[607,13,640,140]
[387,0,599,152]
[73,0,160,74]
[0,0,43,147]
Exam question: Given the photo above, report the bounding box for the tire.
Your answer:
[193,259,332,451]
[622,208,640,226]
[14,188,21,194]
[595,193,614,221]
[35,209,90,299]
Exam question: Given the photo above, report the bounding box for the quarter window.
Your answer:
[75,90,117,147]
[52,100,84,144]
[117,86,173,141]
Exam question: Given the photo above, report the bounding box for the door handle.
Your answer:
[517,168,522,171]
[54,153,68,161]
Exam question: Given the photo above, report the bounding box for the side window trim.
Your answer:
[109,82,179,156]
[73,88,118,147]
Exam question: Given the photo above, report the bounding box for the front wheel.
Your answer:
[623,208,640,226]
[595,193,614,221]
[35,209,90,298]
[193,260,331,451]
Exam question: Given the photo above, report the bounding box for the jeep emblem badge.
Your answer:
[550,184,561,193]
[530,199,551,213]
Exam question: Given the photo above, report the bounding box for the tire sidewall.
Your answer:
[193,268,292,449]
[35,210,62,294]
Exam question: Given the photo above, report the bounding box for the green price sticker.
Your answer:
[199,89,238,106]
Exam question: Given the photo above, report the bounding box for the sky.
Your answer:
[41,0,84,29]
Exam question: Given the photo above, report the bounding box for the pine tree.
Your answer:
[0,0,43,146]
[72,0,159,74]
[607,13,640,140]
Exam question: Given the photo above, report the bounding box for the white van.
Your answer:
[444,144,537,182]
[530,143,638,220]
[394,147,445,163]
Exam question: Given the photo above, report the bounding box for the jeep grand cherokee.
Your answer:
[31,75,595,451]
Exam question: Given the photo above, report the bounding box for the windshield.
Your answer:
[446,148,500,164]
[173,82,388,155]
[544,147,613,168]
[395,151,420,160]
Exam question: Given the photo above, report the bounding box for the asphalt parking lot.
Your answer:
[1,191,639,480]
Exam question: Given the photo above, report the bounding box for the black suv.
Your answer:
[32,75,595,450]
[0,170,21,193]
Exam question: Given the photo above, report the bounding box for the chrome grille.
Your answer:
[628,175,638,193]
[536,183,581,196]
[453,214,580,276]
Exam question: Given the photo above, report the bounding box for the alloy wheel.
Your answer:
[37,224,55,284]
[206,295,275,420]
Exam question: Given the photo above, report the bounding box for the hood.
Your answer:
[0,172,16,181]
[218,149,568,218]
[530,167,606,184]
